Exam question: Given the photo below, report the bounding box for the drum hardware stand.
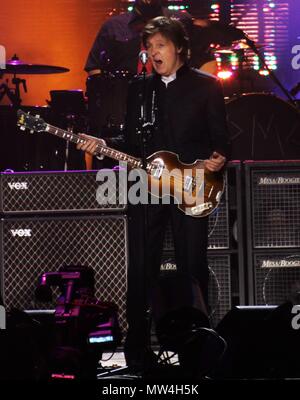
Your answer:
[243,34,300,110]
[290,82,300,98]
[235,48,252,94]
[64,115,76,171]
[0,75,27,107]
[49,90,87,170]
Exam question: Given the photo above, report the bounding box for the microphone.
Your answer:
[139,50,149,65]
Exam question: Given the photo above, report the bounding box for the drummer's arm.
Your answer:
[191,19,218,76]
[84,19,111,75]
[87,69,101,76]
[193,18,210,28]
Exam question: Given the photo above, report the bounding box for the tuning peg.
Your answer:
[30,130,34,134]
[20,126,26,131]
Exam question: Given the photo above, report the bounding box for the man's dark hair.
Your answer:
[142,16,190,62]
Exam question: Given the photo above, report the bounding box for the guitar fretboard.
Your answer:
[45,123,152,171]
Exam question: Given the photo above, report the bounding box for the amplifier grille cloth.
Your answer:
[251,170,300,248]
[0,171,126,213]
[254,253,300,305]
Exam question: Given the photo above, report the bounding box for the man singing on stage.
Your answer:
[78,15,230,374]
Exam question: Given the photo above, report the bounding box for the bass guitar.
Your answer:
[17,109,225,217]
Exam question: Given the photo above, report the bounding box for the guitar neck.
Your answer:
[45,123,144,169]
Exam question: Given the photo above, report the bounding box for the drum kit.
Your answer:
[0,55,87,172]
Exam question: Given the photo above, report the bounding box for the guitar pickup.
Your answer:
[183,176,193,192]
[190,202,213,216]
[197,182,204,196]
[151,165,164,179]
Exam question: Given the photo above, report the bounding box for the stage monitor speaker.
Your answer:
[0,170,126,214]
[215,304,300,379]
[0,215,128,332]
[245,161,300,249]
[248,251,300,306]
[160,252,232,328]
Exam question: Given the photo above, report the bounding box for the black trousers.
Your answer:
[126,202,209,348]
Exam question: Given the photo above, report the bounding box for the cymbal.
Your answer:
[212,41,265,55]
[3,57,70,74]
[231,40,265,50]
[212,48,235,55]
[193,20,245,47]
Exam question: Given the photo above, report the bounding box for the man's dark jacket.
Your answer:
[120,64,230,164]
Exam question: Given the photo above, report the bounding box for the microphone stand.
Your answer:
[243,34,300,110]
[137,61,153,353]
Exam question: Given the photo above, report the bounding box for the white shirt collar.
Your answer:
[161,72,176,87]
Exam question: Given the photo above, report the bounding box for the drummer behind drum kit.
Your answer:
[1,20,300,169]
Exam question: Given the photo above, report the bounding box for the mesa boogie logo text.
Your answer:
[261,259,300,268]
[258,176,300,185]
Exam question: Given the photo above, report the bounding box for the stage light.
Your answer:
[217,70,233,80]
[211,4,219,10]
[259,69,270,76]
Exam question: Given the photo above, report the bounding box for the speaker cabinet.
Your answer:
[0,170,126,214]
[215,305,298,379]
[245,161,300,249]
[160,252,232,328]
[0,215,128,332]
[249,251,300,305]
[245,161,300,304]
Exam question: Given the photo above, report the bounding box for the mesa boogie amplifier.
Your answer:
[245,161,300,249]
[250,252,300,306]
[0,170,127,214]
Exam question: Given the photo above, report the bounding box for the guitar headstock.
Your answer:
[17,109,47,133]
